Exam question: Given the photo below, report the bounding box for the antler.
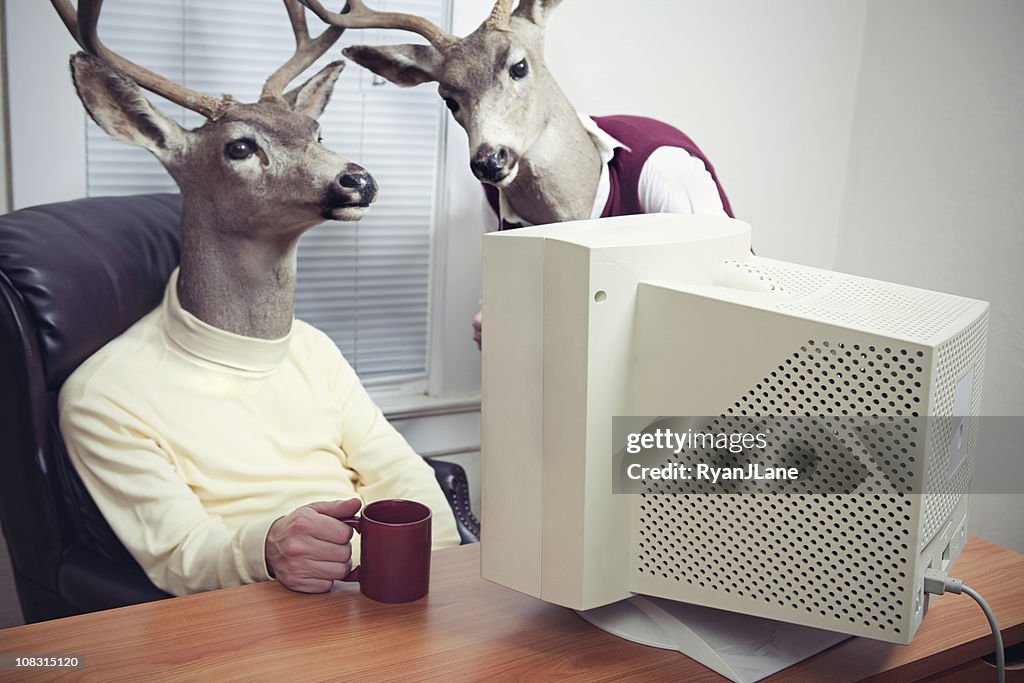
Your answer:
[485,0,515,31]
[299,0,455,52]
[51,0,231,120]
[261,0,346,103]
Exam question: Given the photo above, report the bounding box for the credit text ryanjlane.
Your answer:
[626,462,800,484]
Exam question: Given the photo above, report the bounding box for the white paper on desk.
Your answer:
[577,596,849,683]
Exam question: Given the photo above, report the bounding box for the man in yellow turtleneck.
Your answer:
[60,269,460,596]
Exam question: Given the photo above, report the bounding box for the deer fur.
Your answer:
[302,0,600,225]
[53,0,377,339]
[72,55,375,339]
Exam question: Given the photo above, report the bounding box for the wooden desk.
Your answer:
[0,536,1020,682]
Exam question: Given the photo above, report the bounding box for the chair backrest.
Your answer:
[0,193,182,619]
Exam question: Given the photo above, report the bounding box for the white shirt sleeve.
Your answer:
[637,146,727,216]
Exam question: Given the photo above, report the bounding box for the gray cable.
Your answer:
[961,584,1005,683]
[924,569,1005,683]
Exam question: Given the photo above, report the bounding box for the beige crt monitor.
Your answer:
[480,213,988,645]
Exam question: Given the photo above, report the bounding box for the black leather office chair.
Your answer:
[0,193,479,624]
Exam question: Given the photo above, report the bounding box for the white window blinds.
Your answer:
[85,0,447,388]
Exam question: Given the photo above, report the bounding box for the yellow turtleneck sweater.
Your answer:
[59,269,459,596]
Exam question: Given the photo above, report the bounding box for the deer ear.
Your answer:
[284,60,345,119]
[69,53,186,161]
[512,0,564,27]
[342,44,443,87]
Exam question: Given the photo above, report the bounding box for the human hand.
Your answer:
[473,310,482,350]
[265,498,362,593]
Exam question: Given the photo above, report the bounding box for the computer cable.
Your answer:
[924,568,1005,683]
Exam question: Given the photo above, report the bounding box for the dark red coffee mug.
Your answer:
[341,499,432,603]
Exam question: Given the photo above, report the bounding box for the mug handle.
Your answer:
[340,515,361,582]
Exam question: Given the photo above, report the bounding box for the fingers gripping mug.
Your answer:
[341,499,432,603]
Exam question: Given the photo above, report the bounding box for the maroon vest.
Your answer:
[485,115,733,228]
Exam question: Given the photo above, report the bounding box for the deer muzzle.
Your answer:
[325,165,379,220]
[338,170,377,205]
[335,166,378,204]
[471,144,519,185]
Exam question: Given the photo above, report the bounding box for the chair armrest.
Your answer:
[426,459,480,544]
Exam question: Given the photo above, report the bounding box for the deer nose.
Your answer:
[470,145,513,182]
[337,169,378,205]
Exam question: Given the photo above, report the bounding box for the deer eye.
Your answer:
[442,96,460,113]
[509,59,528,80]
[225,139,257,161]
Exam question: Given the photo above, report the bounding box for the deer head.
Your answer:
[53,0,379,338]
[300,0,598,224]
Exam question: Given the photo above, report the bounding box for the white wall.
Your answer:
[544,0,867,267]
[4,1,85,209]
[835,0,1024,551]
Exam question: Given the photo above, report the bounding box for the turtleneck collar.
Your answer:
[162,268,292,373]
